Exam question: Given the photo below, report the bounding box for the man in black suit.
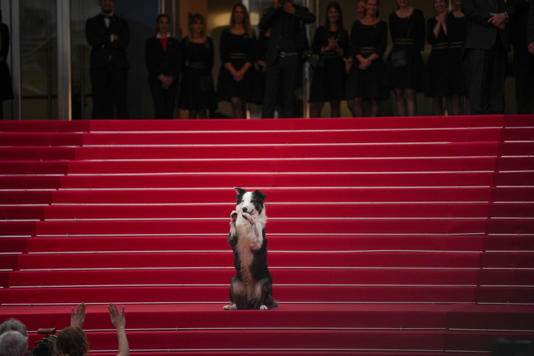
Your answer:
[0,10,13,120]
[258,0,315,118]
[145,15,183,119]
[86,0,130,119]
[508,0,534,113]
[529,1,534,72]
[463,0,510,114]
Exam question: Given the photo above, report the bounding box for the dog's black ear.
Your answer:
[235,188,246,203]
[254,190,266,202]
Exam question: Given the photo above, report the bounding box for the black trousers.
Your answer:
[150,81,178,119]
[514,47,534,114]
[91,66,128,119]
[465,45,507,114]
[262,56,299,118]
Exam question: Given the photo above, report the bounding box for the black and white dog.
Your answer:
[224,188,277,310]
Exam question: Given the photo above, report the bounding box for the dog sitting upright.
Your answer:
[224,188,277,310]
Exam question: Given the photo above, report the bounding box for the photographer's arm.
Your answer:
[109,304,130,356]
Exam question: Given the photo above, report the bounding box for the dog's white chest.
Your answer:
[236,216,254,278]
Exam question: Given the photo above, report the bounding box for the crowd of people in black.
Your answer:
[1,0,534,119]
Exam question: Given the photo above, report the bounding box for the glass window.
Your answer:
[71,1,99,119]
[20,0,57,119]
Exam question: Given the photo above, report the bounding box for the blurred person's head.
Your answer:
[0,331,28,356]
[99,0,115,15]
[325,2,343,28]
[365,0,379,18]
[56,327,88,356]
[395,0,409,9]
[0,318,27,337]
[230,3,252,34]
[188,13,206,39]
[156,14,170,35]
[452,0,461,10]
[356,0,366,19]
[273,0,293,7]
[434,0,448,14]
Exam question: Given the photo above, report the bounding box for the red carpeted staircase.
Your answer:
[0,116,533,355]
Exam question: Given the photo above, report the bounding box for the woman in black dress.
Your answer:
[217,3,255,119]
[178,13,216,119]
[0,10,13,119]
[309,1,349,118]
[386,0,425,117]
[447,0,467,115]
[346,0,387,117]
[425,0,450,115]
[145,14,183,118]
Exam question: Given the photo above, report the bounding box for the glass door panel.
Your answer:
[20,0,57,119]
[70,0,99,119]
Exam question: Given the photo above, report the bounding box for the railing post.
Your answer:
[57,0,72,120]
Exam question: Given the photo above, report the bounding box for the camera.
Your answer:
[32,328,57,356]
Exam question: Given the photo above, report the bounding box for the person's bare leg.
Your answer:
[231,97,245,118]
[352,97,364,117]
[394,89,406,116]
[330,100,340,118]
[369,100,379,117]
[310,102,324,118]
[405,89,416,116]
[433,97,444,116]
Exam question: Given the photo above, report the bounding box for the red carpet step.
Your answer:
[1,116,533,355]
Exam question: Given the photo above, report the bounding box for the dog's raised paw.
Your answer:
[223,304,237,310]
[242,212,254,224]
[230,211,238,222]
[259,305,268,310]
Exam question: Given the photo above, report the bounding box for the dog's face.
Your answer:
[235,188,266,215]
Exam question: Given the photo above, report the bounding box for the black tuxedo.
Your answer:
[0,22,13,103]
[509,0,534,113]
[463,0,509,114]
[145,37,183,118]
[464,0,509,50]
[86,13,130,119]
[258,3,315,118]
[0,22,13,119]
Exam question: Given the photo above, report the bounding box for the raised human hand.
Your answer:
[70,303,86,329]
[108,303,126,330]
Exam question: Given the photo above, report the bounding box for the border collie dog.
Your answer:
[224,188,277,310]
